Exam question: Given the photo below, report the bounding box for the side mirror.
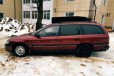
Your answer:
[34,34,40,38]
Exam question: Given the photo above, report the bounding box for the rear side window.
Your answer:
[82,25,105,34]
[60,25,80,36]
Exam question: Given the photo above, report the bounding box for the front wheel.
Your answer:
[76,44,92,57]
[13,44,28,57]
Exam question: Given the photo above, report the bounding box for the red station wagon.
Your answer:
[5,17,109,57]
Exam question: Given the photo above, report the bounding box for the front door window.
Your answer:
[32,25,60,51]
[39,26,60,37]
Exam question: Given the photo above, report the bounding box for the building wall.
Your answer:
[53,0,91,17]
[105,0,114,27]
[21,0,110,26]
[95,0,108,25]
[22,0,53,25]
[0,0,14,18]
[0,0,22,21]
[53,0,108,25]
[15,0,22,22]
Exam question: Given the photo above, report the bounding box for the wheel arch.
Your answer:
[76,43,94,57]
[13,42,29,53]
[77,43,94,51]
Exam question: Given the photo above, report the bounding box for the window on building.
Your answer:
[23,0,30,4]
[43,0,50,1]
[66,0,74,1]
[23,11,30,18]
[65,12,74,17]
[32,11,38,19]
[101,15,104,23]
[0,13,3,18]
[43,10,50,20]
[0,0,3,4]
[104,0,107,6]
[106,13,111,17]
[32,0,35,3]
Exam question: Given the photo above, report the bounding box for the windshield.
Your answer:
[31,26,47,36]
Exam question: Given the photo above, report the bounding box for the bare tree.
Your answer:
[34,0,43,30]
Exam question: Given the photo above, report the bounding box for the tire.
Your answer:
[76,44,92,57]
[13,44,28,57]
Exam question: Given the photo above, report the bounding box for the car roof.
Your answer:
[48,22,102,26]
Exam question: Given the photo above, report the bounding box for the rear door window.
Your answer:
[82,24,105,34]
[60,25,80,36]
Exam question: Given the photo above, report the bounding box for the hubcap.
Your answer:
[15,46,25,56]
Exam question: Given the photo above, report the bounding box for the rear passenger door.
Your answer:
[58,25,81,52]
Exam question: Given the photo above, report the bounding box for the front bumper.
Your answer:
[5,43,13,52]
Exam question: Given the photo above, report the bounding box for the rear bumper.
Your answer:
[93,44,109,52]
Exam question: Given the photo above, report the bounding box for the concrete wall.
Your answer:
[15,0,22,22]
[0,0,22,21]
[95,0,108,25]
[53,0,90,17]
[53,0,108,25]
[105,0,114,27]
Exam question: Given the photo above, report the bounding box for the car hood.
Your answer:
[9,34,36,41]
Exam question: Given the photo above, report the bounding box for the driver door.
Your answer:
[31,25,60,51]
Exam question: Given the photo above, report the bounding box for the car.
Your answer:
[5,17,109,57]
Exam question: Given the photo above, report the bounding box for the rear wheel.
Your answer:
[76,44,92,57]
[13,44,28,57]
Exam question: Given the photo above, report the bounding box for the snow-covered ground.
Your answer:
[0,54,114,76]
[0,17,114,76]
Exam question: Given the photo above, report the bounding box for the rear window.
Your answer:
[82,24,105,34]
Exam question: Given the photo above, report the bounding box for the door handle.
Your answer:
[75,38,80,41]
[52,40,57,42]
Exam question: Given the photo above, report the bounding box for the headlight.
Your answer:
[5,40,9,45]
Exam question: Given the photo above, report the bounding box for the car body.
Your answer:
[5,18,109,57]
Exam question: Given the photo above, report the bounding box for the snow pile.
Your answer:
[0,17,35,37]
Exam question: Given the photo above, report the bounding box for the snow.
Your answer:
[0,17,35,37]
[0,17,114,76]
[0,55,114,76]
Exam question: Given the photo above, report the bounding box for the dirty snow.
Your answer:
[0,17,114,76]
[0,47,114,76]
[0,55,114,76]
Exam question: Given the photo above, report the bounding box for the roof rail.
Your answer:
[52,16,92,23]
